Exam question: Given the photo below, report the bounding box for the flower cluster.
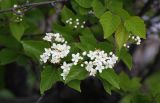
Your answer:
[83,50,118,76]
[60,62,73,80]
[40,33,70,64]
[40,33,118,80]
[13,4,23,22]
[124,34,141,48]
[43,33,65,43]
[129,35,141,45]
[65,18,85,29]
[60,50,118,80]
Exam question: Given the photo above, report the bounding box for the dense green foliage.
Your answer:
[0,0,160,103]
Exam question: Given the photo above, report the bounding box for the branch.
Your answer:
[0,0,66,14]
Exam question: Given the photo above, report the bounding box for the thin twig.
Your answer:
[0,0,65,14]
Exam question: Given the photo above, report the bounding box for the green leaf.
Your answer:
[67,80,81,92]
[61,6,75,23]
[0,0,12,9]
[100,11,121,38]
[97,41,114,53]
[131,94,152,103]
[0,48,19,65]
[0,34,21,49]
[101,79,112,94]
[119,95,133,103]
[115,24,129,49]
[111,8,130,20]
[92,0,106,18]
[75,0,93,8]
[53,23,74,42]
[10,22,25,41]
[21,40,49,60]
[40,66,61,94]
[124,16,146,38]
[119,72,141,92]
[107,0,123,11]
[71,0,90,15]
[65,65,88,83]
[76,28,97,51]
[80,28,97,44]
[145,71,160,96]
[119,49,132,70]
[100,69,120,89]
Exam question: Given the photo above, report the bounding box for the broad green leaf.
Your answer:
[145,71,160,96]
[107,0,123,11]
[119,72,141,92]
[61,6,75,23]
[100,11,121,38]
[67,80,81,92]
[100,69,120,89]
[92,0,106,18]
[119,95,133,103]
[80,28,97,46]
[111,8,130,20]
[124,16,146,38]
[0,0,12,9]
[131,94,152,103]
[101,79,112,94]
[40,66,61,94]
[53,23,74,42]
[76,28,97,51]
[10,22,25,41]
[97,41,114,53]
[0,34,21,49]
[65,65,88,83]
[75,0,93,8]
[0,48,19,65]
[71,0,90,15]
[115,24,129,49]
[21,40,49,60]
[0,89,15,99]
[119,49,132,70]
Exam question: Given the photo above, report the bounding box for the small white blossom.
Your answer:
[81,64,84,67]
[61,62,73,80]
[81,25,84,28]
[76,18,79,22]
[74,25,77,28]
[72,53,83,65]
[65,18,85,29]
[40,48,52,63]
[40,33,70,64]
[83,50,118,76]
[82,51,87,56]
[13,4,18,8]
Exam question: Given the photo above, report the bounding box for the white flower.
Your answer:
[74,25,77,28]
[82,51,87,56]
[83,50,118,76]
[60,62,73,80]
[40,33,71,64]
[89,69,97,76]
[40,48,52,63]
[81,64,84,67]
[66,18,85,29]
[43,33,54,42]
[76,19,79,21]
[81,25,84,28]
[71,53,83,65]
[13,4,18,8]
